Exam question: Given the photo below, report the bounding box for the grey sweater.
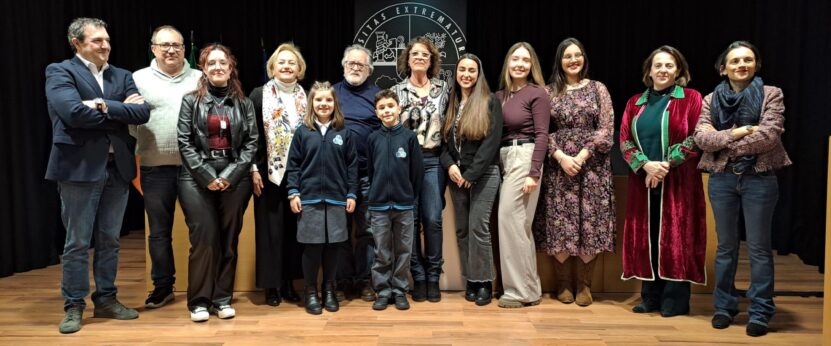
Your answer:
[131,60,201,166]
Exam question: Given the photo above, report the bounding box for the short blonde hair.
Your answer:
[267,42,306,81]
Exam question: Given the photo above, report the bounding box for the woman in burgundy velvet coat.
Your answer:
[618,46,706,318]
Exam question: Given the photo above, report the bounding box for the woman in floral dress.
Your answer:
[533,38,615,307]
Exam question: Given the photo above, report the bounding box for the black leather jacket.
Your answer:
[177,93,258,188]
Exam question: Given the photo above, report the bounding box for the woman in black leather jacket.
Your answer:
[176,43,258,322]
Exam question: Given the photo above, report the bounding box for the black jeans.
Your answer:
[141,165,180,289]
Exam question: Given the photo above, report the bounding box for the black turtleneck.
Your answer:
[208,83,229,99]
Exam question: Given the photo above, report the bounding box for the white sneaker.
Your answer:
[190,307,209,322]
[211,304,236,319]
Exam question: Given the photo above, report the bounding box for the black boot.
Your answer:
[282,280,301,302]
[427,281,441,302]
[304,286,322,315]
[475,281,493,306]
[411,281,427,302]
[264,288,281,307]
[323,281,339,312]
[465,281,478,302]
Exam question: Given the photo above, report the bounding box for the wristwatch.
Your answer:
[744,125,754,132]
[93,97,105,111]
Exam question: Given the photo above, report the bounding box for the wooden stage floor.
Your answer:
[0,231,822,345]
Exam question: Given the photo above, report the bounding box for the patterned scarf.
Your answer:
[711,76,763,130]
[711,76,764,171]
[262,78,307,185]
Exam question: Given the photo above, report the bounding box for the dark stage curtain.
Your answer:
[2,0,827,278]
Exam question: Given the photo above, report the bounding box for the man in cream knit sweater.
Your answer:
[132,25,201,309]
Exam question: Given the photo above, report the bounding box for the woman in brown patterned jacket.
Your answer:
[694,41,791,337]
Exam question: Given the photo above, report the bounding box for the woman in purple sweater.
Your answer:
[494,42,551,308]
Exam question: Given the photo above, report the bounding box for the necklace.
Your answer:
[453,103,464,167]
[410,77,429,88]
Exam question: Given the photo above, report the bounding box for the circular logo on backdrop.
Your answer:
[353,2,468,89]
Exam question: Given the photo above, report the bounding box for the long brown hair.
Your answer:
[549,37,590,96]
[194,43,244,100]
[303,81,345,131]
[443,53,491,141]
[498,42,545,101]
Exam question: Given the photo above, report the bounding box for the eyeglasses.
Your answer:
[409,51,431,59]
[346,61,368,70]
[153,43,184,52]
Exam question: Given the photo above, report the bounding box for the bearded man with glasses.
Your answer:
[332,44,382,302]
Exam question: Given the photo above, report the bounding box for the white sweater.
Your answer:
[131,60,202,166]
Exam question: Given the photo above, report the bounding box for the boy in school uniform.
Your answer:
[366,89,424,310]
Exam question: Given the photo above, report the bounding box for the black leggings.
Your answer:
[302,242,344,288]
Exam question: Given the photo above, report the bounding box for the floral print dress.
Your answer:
[532,80,616,256]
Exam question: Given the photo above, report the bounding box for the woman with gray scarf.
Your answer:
[694,41,791,337]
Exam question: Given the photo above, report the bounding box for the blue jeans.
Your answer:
[411,152,446,282]
[141,165,180,289]
[709,172,779,326]
[58,165,129,310]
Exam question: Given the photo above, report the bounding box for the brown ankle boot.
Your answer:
[574,257,597,307]
[553,257,574,304]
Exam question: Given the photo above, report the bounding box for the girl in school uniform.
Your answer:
[286,81,359,315]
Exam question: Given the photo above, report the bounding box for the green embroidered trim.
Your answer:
[667,136,696,167]
[622,140,648,172]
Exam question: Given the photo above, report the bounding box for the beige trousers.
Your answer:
[497,142,542,303]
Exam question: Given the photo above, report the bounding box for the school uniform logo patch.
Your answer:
[395,147,407,158]
[333,134,344,146]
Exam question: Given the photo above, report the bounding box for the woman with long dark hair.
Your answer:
[177,44,258,322]
[440,53,503,306]
[533,38,615,307]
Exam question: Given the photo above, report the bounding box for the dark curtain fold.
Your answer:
[1,0,827,278]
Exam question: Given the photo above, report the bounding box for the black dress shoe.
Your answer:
[746,322,768,337]
[632,301,660,313]
[411,281,427,302]
[659,301,689,317]
[323,282,339,312]
[304,287,322,315]
[711,314,732,329]
[359,282,376,302]
[265,288,281,307]
[394,294,410,310]
[475,282,492,306]
[282,280,302,302]
[660,307,689,317]
[372,296,390,310]
[426,281,441,302]
[465,281,477,302]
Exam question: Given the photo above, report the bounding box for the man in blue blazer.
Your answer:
[45,17,150,334]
